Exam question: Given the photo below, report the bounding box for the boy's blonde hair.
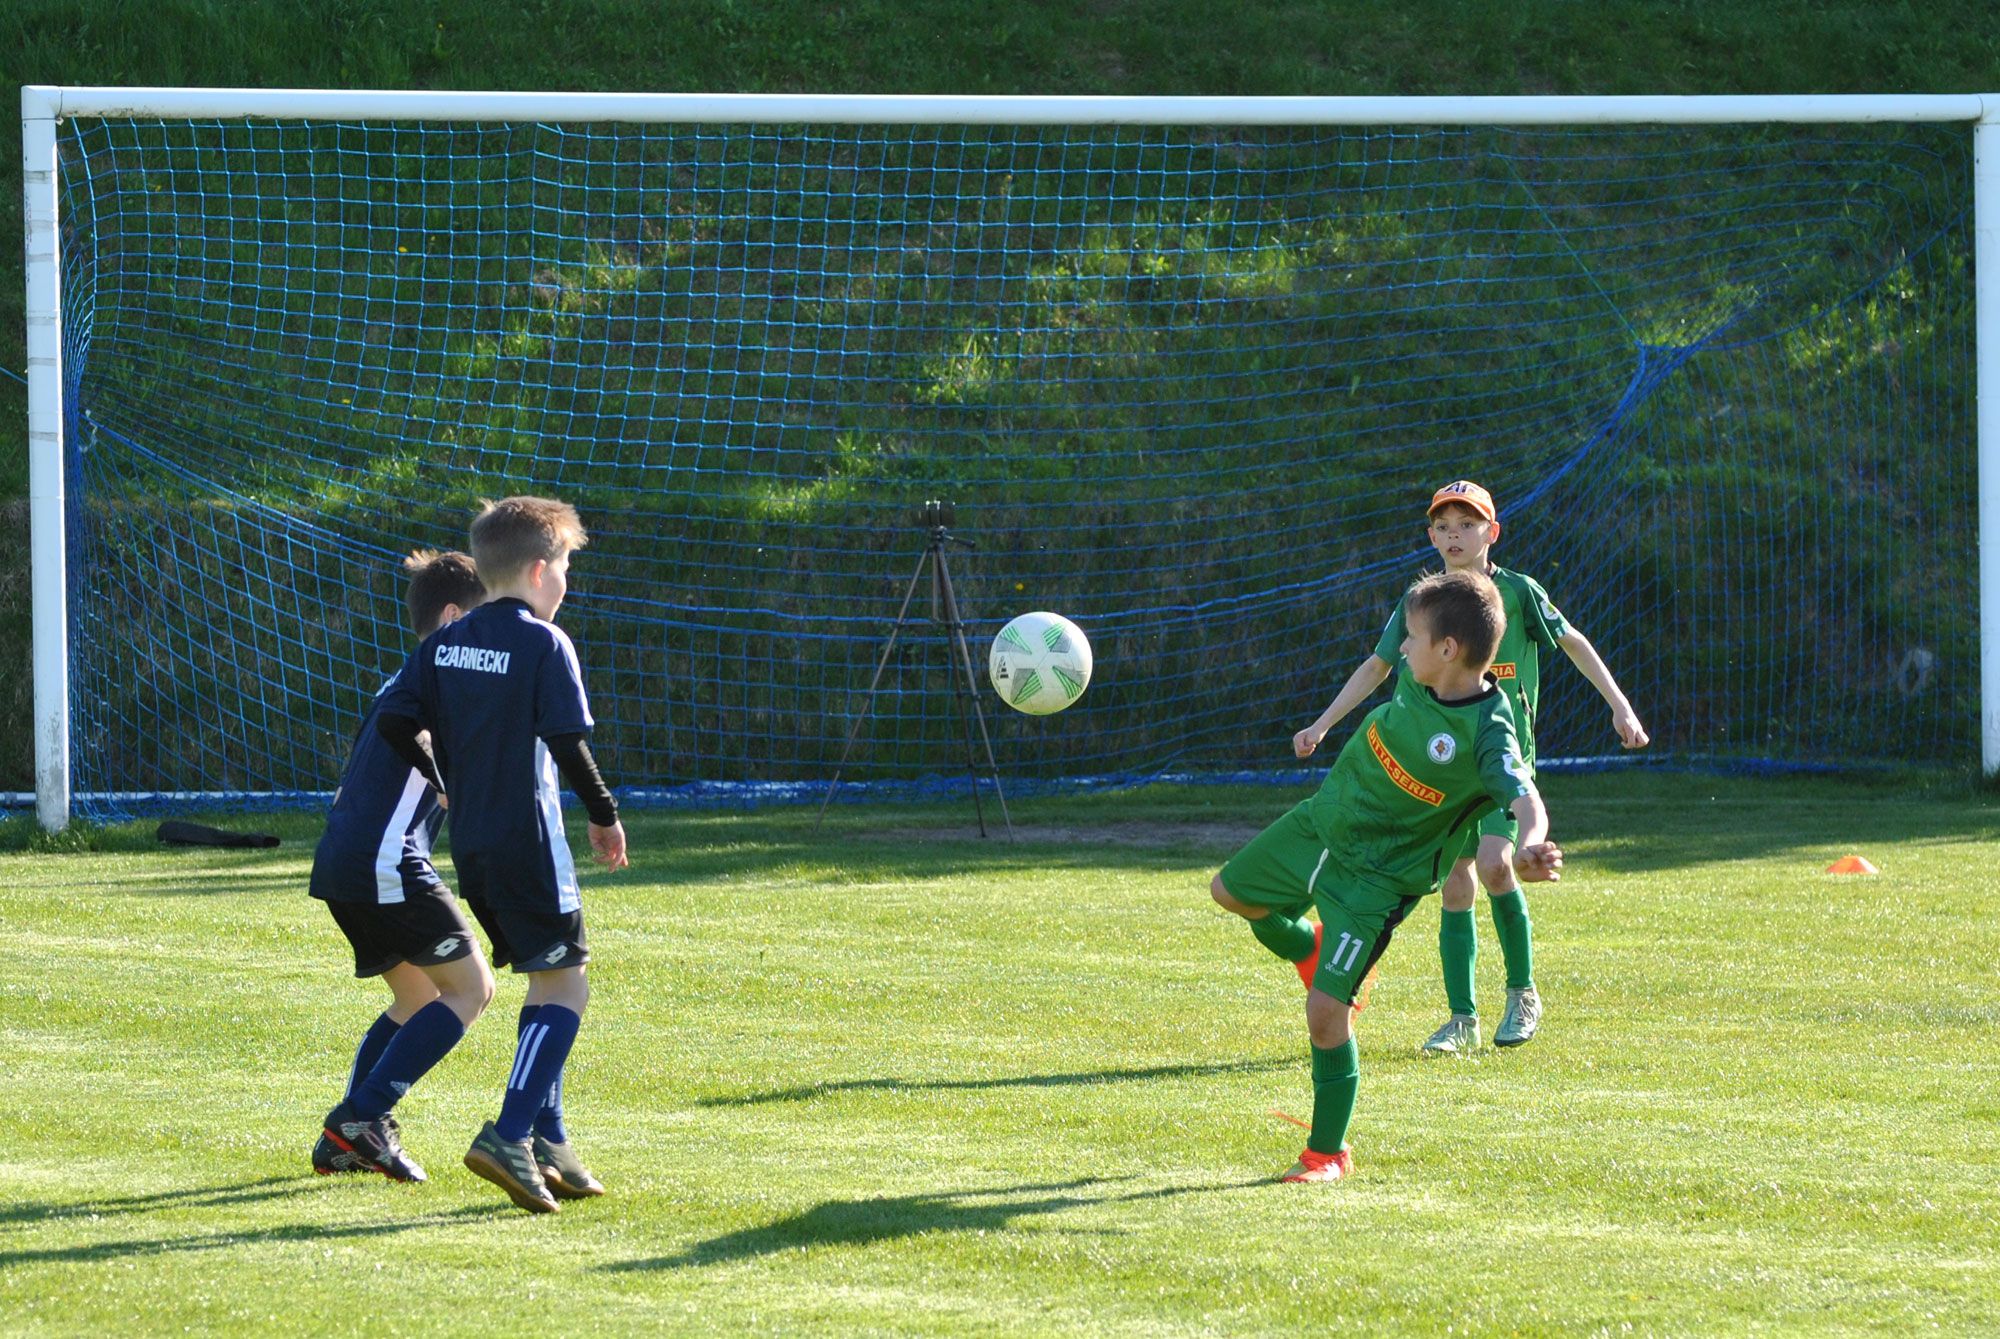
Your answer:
[402,549,485,635]
[1405,569,1506,672]
[469,495,588,583]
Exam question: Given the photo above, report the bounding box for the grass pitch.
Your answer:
[1,773,1996,1335]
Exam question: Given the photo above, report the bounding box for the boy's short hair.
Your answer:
[469,495,589,583]
[1405,569,1505,672]
[403,549,485,635]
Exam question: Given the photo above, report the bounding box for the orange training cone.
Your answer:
[1826,855,1878,875]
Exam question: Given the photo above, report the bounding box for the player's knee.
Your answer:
[1305,991,1353,1048]
[1438,859,1477,911]
[472,963,497,1014]
[430,956,494,1025]
[1476,852,1515,892]
[528,964,589,1014]
[1210,872,1239,912]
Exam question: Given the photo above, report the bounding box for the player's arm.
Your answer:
[1508,788,1562,882]
[376,712,446,795]
[1480,704,1561,881]
[1555,628,1649,749]
[1294,654,1394,758]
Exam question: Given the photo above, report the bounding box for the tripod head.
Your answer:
[920,498,975,549]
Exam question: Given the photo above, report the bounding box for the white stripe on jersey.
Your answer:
[372,769,430,905]
[534,738,582,914]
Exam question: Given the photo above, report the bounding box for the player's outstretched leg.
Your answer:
[1210,873,1318,986]
[1477,836,1541,1047]
[1283,989,1358,1184]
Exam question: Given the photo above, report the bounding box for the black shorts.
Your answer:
[323,893,477,979]
[465,896,589,974]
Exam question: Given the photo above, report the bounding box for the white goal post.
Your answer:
[22,87,2000,830]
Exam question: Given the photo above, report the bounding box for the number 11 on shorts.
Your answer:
[1328,930,1363,974]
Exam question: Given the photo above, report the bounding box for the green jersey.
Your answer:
[1307,673,1534,899]
[1373,564,1572,764]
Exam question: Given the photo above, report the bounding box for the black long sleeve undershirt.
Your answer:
[374,712,618,827]
[376,712,444,793]
[546,732,619,827]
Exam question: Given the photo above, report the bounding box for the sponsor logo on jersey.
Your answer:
[435,644,512,674]
[1427,732,1456,764]
[1491,662,1517,680]
[1368,721,1445,807]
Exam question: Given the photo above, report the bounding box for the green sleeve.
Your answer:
[1372,597,1407,664]
[1519,574,1573,648]
[1476,696,1536,808]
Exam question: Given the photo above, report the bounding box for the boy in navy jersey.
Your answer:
[379,496,627,1214]
[312,550,495,1182]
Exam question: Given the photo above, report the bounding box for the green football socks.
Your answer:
[1439,907,1478,1016]
[1249,909,1316,963]
[1489,890,1534,990]
[1309,1039,1359,1155]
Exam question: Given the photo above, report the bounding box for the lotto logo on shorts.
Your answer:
[1368,721,1444,807]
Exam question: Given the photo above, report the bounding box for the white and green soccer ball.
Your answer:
[988,611,1093,715]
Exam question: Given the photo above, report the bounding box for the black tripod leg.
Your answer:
[815,547,930,829]
[933,547,1014,840]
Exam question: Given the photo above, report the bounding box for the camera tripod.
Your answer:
[816,502,1013,838]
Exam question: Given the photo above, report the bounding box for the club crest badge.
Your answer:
[1427,732,1456,764]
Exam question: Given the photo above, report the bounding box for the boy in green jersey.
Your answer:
[1211,569,1563,1183]
[1294,480,1648,1054]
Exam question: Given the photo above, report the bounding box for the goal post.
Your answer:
[23,87,2000,830]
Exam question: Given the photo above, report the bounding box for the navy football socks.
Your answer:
[347,1000,466,1120]
[516,1005,571,1143]
[498,1005,580,1142]
[344,1013,402,1099]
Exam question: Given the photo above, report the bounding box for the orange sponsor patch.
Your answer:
[1491,662,1517,680]
[1367,721,1444,807]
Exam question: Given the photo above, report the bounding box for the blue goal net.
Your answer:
[49,114,1975,815]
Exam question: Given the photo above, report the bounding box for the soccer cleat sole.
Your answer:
[464,1147,561,1214]
[1494,1032,1536,1049]
[540,1168,607,1200]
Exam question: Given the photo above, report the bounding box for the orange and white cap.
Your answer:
[1428,480,1497,523]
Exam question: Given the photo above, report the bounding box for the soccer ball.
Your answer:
[989,611,1093,715]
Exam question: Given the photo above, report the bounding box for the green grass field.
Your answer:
[2,772,1997,1335]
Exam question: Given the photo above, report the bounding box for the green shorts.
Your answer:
[1219,800,1422,1005]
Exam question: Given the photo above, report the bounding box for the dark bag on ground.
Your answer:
[156,820,280,849]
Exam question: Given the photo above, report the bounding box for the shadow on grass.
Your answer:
[0,1176,313,1228]
[698,1056,1295,1107]
[605,1175,1270,1272]
[0,1197,508,1268]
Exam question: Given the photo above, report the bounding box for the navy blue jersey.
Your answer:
[310,674,447,905]
[379,598,594,914]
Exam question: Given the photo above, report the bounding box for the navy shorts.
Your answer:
[322,893,477,979]
[464,896,589,974]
